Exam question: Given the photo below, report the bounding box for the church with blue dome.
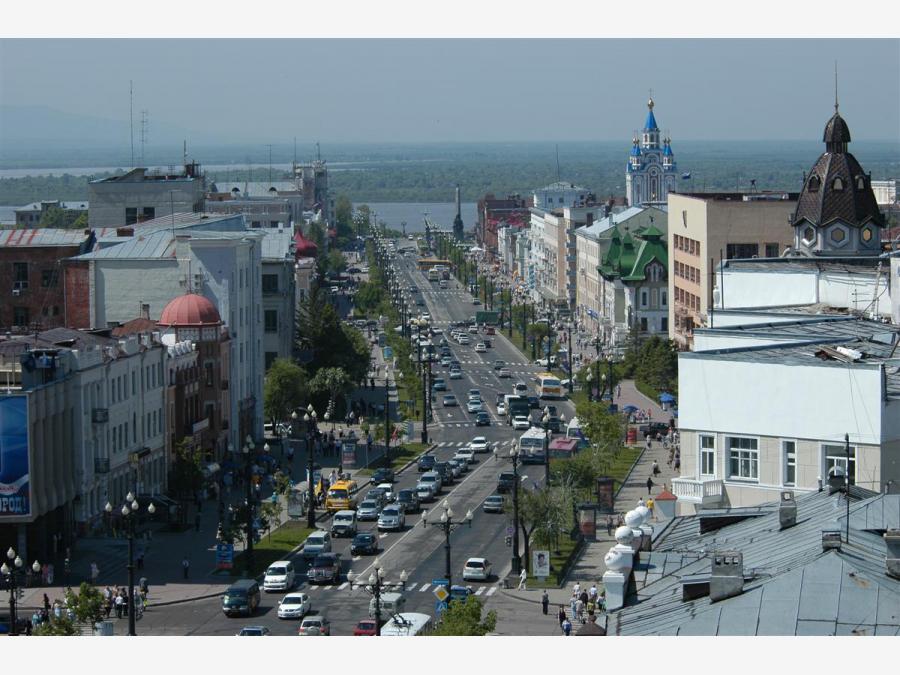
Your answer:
[625,98,677,207]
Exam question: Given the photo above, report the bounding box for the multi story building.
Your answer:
[626,98,678,207]
[294,160,331,223]
[476,193,530,260]
[209,179,304,226]
[293,230,319,309]
[667,191,798,349]
[0,229,96,333]
[260,228,297,370]
[871,179,898,207]
[14,200,89,228]
[87,162,206,228]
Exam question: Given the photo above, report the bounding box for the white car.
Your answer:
[376,483,395,502]
[469,437,490,453]
[377,505,406,531]
[301,531,332,559]
[449,368,463,380]
[462,557,492,582]
[454,448,476,464]
[467,325,478,334]
[458,335,470,346]
[474,343,486,353]
[513,382,528,396]
[467,399,483,413]
[512,415,531,431]
[496,401,507,416]
[277,592,311,619]
[264,560,296,592]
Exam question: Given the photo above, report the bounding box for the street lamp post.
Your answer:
[242,437,256,577]
[2,548,40,636]
[347,558,408,636]
[494,446,523,574]
[105,494,155,636]
[304,405,318,529]
[542,407,551,487]
[586,370,593,402]
[421,501,473,588]
[566,323,574,394]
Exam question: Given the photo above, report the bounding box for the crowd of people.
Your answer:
[541,581,607,636]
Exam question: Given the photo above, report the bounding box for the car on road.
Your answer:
[483,337,493,347]
[467,388,481,399]
[469,436,491,453]
[396,488,421,513]
[527,395,540,409]
[307,553,342,585]
[222,579,261,617]
[376,483,395,503]
[497,472,516,493]
[482,495,505,513]
[512,415,531,430]
[377,505,406,531]
[449,368,462,380]
[263,560,296,592]
[449,585,473,605]
[277,592,311,620]
[301,531,332,559]
[417,454,436,472]
[371,467,395,484]
[467,325,479,334]
[356,499,382,521]
[353,619,378,636]
[454,447,476,464]
[350,532,379,556]
[472,299,481,305]
[498,367,511,378]
[366,487,389,507]
[298,615,331,636]
[493,359,507,370]
[457,334,470,346]
[237,626,271,636]
[463,557,492,581]
[514,382,528,396]
[496,401,507,416]
[474,342,486,353]
[347,267,361,274]
[443,393,458,407]
[432,378,447,391]
[466,398,483,413]
[416,471,442,500]
[440,356,452,367]
[475,411,491,426]
[330,510,358,538]
[446,458,464,478]
[433,461,454,485]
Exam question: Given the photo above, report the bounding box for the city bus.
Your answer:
[536,372,563,399]
[427,268,440,282]
[324,479,359,512]
[517,427,547,464]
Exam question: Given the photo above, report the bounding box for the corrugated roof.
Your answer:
[0,228,92,248]
[16,201,89,211]
[260,229,294,260]
[73,231,176,260]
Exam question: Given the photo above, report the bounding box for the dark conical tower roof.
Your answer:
[823,111,851,151]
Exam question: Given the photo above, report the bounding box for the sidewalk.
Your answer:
[488,378,678,635]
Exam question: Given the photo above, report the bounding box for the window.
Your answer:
[832,177,844,191]
[782,440,796,486]
[861,227,873,243]
[700,435,716,477]
[856,176,866,190]
[765,243,780,258]
[808,175,820,192]
[13,262,28,288]
[262,274,279,294]
[13,307,29,326]
[132,372,136,395]
[264,310,278,333]
[141,207,156,221]
[661,317,668,331]
[726,243,759,260]
[803,226,816,244]
[640,317,648,332]
[641,291,648,308]
[125,207,138,225]
[823,444,856,485]
[831,228,846,243]
[661,290,667,307]
[727,436,758,480]
[204,362,214,387]
[41,269,59,287]
[265,351,277,370]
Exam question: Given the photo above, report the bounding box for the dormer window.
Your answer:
[856,175,866,190]
[832,177,844,191]
[807,175,820,192]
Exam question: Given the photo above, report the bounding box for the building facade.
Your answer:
[15,200,89,228]
[626,98,678,207]
[261,228,297,370]
[476,193,530,260]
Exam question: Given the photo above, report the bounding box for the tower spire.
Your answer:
[834,61,839,113]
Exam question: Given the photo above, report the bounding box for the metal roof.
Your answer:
[15,201,89,211]
[260,229,294,260]
[0,228,92,248]
[611,490,900,635]
[73,231,176,260]
[211,181,299,196]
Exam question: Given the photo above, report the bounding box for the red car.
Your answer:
[353,619,378,636]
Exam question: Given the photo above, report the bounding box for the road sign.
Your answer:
[432,578,449,586]
[435,600,449,613]
[433,585,450,602]
[506,525,514,536]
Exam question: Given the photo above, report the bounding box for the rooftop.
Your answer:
[15,201,89,211]
[260,228,295,260]
[211,180,299,197]
[723,255,891,275]
[0,228,93,248]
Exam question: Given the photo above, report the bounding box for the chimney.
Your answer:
[141,303,150,320]
[822,525,842,551]
[884,529,900,579]
[779,490,797,529]
[709,550,743,602]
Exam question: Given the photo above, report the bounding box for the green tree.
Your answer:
[431,596,497,636]
[532,485,575,553]
[354,281,386,316]
[64,582,105,624]
[37,206,67,228]
[528,322,550,344]
[296,287,368,384]
[168,439,203,499]
[309,366,352,417]
[263,358,307,427]
[257,499,284,541]
[506,487,555,572]
[326,249,347,275]
[70,212,88,229]
[33,616,77,635]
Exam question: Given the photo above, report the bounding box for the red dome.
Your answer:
[294,230,318,259]
[159,293,222,327]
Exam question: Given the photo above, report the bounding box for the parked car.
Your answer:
[298,615,331,636]
[639,422,672,437]
[307,553,342,585]
[482,495,505,513]
[462,557,493,581]
[277,592,311,620]
[350,532,379,556]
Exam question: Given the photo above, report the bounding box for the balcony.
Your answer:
[671,477,725,507]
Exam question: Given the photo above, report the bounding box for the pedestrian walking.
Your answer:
[562,617,572,636]
[606,514,613,536]
[43,593,50,612]
[182,556,190,579]
[646,476,655,495]
[195,512,202,532]
[517,568,528,590]
[589,583,598,602]
[557,605,567,627]
[616,384,621,399]
[90,561,99,585]
[114,593,124,619]
[541,590,549,615]
[652,460,660,476]
[572,581,581,597]
[569,594,577,618]
[575,597,585,624]
[647,497,656,520]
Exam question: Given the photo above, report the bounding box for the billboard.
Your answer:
[532,550,551,579]
[0,396,30,519]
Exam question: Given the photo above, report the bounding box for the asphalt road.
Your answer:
[139,238,577,635]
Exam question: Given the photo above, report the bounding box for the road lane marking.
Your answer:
[419,583,430,592]
[379,533,388,538]
[338,582,349,590]
[475,587,485,595]
[486,587,497,596]
[352,556,361,561]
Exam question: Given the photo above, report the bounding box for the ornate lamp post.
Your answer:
[241,437,256,577]
[494,446,523,574]
[105,495,155,635]
[346,558,408,636]
[421,501,473,588]
[2,548,40,636]
[542,407,551,487]
[586,370,593,402]
[304,405,319,528]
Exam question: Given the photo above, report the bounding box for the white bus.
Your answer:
[536,372,563,399]
[427,268,440,282]
[380,612,433,636]
[518,427,547,464]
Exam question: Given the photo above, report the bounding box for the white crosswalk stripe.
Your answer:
[486,586,497,596]
[419,583,430,592]
[338,582,349,590]
[475,587,485,596]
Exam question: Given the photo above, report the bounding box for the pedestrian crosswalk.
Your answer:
[304,581,499,596]
[432,439,516,449]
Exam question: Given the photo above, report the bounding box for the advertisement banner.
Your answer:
[0,396,30,519]
[596,476,615,514]
[215,543,234,570]
[341,441,357,470]
[532,550,551,579]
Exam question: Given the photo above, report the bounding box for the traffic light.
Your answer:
[505,536,512,547]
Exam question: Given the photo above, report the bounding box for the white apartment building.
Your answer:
[261,228,297,370]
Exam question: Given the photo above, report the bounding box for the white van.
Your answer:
[369,591,407,617]
[566,417,589,449]
[379,612,433,636]
[330,510,358,537]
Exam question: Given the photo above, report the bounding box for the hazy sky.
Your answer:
[1,38,898,143]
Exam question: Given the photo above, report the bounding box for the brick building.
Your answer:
[476,194,530,261]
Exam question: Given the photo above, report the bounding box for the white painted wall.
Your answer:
[819,270,892,318]
[717,267,817,309]
[678,355,887,446]
[692,332,818,351]
[709,310,829,328]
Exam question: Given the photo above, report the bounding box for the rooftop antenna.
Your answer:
[139,110,149,166]
[266,144,273,183]
[129,80,135,169]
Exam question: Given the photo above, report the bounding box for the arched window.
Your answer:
[807,175,820,192]
[832,177,844,191]
[856,176,866,190]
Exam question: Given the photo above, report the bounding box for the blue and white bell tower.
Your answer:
[626,98,677,207]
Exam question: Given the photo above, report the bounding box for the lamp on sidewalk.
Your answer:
[105,495,154,636]
[586,370,593,402]
[542,408,551,487]
[347,559,408,636]
[495,446,523,575]
[421,501,472,587]
[304,406,319,529]
[2,548,40,636]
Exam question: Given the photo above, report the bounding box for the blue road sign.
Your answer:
[432,578,449,586]
[435,600,448,613]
